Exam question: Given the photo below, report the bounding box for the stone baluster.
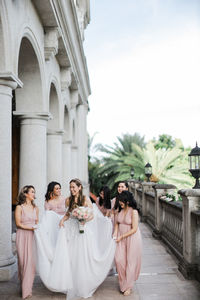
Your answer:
[141,182,156,221]
[153,184,177,238]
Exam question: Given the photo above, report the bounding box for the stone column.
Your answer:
[0,79,17,280]
[76,104,88,185]
[141,182,156,222]
[47,130,64,184]
[178,189,200,278]
[14,113,49,216]
[62,140,72,196]
[153,184,176,239]
[71,145,78,179]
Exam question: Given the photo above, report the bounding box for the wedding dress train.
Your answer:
[34,204,116,299]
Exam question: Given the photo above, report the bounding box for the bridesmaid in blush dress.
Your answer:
[111,181,129,231]
[15,185,39,299]
[95,186,111,217]
[44,181,66,215]
[113,191,142,296]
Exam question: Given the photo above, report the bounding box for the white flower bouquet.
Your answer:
[72,206,93,233]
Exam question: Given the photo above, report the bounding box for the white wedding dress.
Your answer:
[34,204,116,299]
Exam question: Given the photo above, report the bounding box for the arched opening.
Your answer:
[15,37,43,111]
[48,83,59,131]
[12,37,43,209]
[47,82,62,183]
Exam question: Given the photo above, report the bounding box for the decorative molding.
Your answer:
[51,0,91,102]
[61,67,72,90]
[13,112,51,121]
[47,129,64,136]
[44,27,59,61]
[0,72,23,88]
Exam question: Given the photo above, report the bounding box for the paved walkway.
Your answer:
[0,223,200,300]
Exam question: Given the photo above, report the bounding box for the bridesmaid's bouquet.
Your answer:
[72,206,93,233]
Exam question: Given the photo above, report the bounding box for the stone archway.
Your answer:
[15,37,43,111]
[13,37,48,215]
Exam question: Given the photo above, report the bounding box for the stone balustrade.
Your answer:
[128,179,200,282]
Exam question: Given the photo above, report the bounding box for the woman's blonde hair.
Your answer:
[68,179,85,212]
[17,185,36,207]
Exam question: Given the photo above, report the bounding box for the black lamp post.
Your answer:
[145,162,152,182]
[130,168,135,179]
[188,142,200,189]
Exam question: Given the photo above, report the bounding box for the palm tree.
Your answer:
[96,134,193,191]
[96,133,146,193]
[143,141,193,189]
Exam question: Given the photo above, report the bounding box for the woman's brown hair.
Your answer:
[17,185,36,207]
[68,179,86,212]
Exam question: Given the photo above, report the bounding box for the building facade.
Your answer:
[0,0,91,280]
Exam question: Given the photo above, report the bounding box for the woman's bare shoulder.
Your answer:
[15,205,22,211]
[85,196,93,208]
[65,197,70,206]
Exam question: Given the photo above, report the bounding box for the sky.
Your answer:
[83,0,200,149]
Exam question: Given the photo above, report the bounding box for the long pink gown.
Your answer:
[115,207,142,292]
[16,205,37,299]
[44,196,66,215]
[96,197,111,216]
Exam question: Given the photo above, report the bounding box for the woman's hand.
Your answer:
[59,218,65,227]
[80,220,86,225]
[116,235,124,243]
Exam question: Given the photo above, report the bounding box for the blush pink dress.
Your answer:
[115,207,142,292]
[96,197,111,216]
[111,197,118,230]
[44,196,66,215]
[16,205,37,299]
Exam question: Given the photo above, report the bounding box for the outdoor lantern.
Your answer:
[145,162,152,182]
[130,168,135,179]
[188,142,200,189]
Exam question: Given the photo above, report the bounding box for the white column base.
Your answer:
[0,260,17,281]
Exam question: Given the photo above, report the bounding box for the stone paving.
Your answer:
[0,222,200,300]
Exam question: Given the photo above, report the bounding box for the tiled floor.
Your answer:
[0,222,200,299]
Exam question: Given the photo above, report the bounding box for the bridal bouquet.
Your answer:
[72,206,93,233]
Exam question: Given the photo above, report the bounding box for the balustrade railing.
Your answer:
[128,179,200,282]
[161,200,183,258]
[146,192,155,229]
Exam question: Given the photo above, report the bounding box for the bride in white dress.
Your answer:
[34,178,116,299]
